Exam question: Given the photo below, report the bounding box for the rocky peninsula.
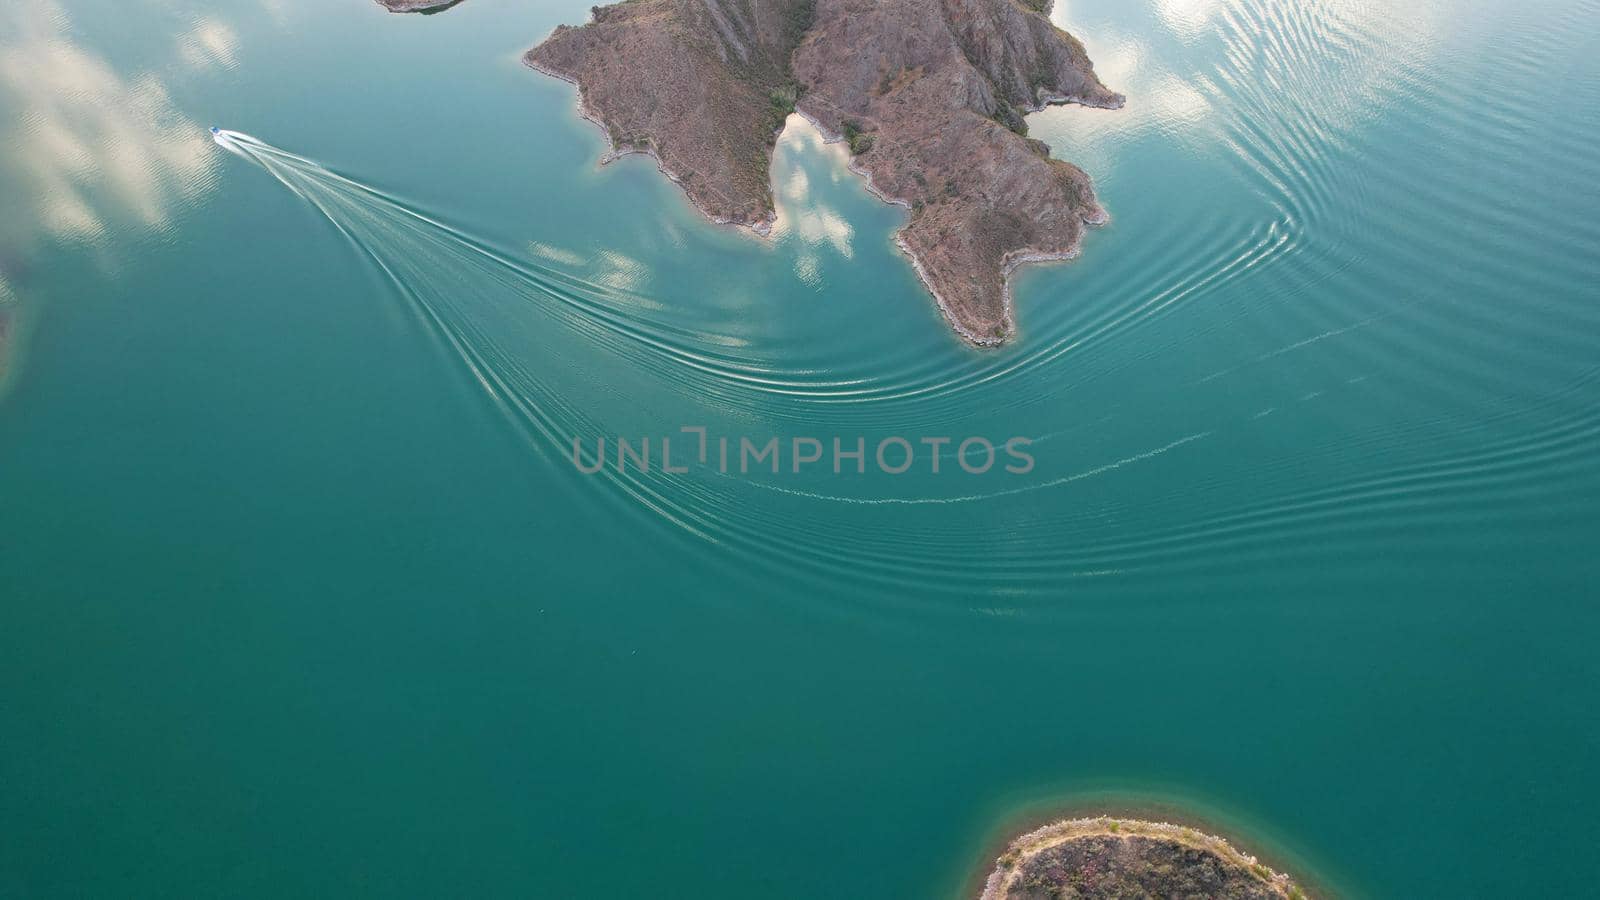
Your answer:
[527,0,1122,345]
[980,817,1309,900]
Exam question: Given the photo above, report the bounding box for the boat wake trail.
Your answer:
[213,114,1599,617]
[212,129,1253,608]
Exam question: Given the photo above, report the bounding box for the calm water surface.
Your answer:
[2,0,1598,895]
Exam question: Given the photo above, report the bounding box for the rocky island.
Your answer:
[527,0,1122,345]
[375,0,465,13]
[980,817,1309,900]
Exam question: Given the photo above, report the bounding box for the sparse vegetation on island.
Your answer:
[524,0,1123,346]
[980,817,1310,900]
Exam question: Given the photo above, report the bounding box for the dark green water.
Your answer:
[3,0,1598,895]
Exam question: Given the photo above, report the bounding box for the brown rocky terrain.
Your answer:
[980,818,1309,900]
[528,0,814,234]
[527,0,1122,345]
[376,0,465,13]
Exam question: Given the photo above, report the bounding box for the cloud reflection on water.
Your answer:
[1039,0,1445,185]
[0,0,219,247]
[178,18,242,71]
[771,116,856,288]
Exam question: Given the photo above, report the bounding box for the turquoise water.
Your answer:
[3,0,1598,895]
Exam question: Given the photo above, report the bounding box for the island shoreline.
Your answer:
[523,0,1125,346]
[961,800,1331,900]
[524,55,779,239]
[977,815,1308,899]
[524,64,1113,350]
[794,103,1114,349]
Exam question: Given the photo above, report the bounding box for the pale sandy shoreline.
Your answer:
[979,816,1308,899]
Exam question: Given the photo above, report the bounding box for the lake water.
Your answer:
[2,0,1598,895]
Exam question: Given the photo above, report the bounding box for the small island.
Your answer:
[375,0,465,13]
[527,0,1122,345]
[980,817,1309,900]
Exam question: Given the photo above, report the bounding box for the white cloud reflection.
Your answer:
[179,18,241,71]
[1036,0,1445,181]
[771,116,855,286]
[1155,0,1223,40]
[592,248,648,292]
[528,240,588,267]
[0,0,218,246]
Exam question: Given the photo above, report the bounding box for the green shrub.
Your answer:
[991,99,1028,136]
[840,119,875,155]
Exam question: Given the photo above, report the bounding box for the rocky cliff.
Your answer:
[528,0,1122,345]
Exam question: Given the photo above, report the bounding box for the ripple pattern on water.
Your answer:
[212,0,1600,615]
